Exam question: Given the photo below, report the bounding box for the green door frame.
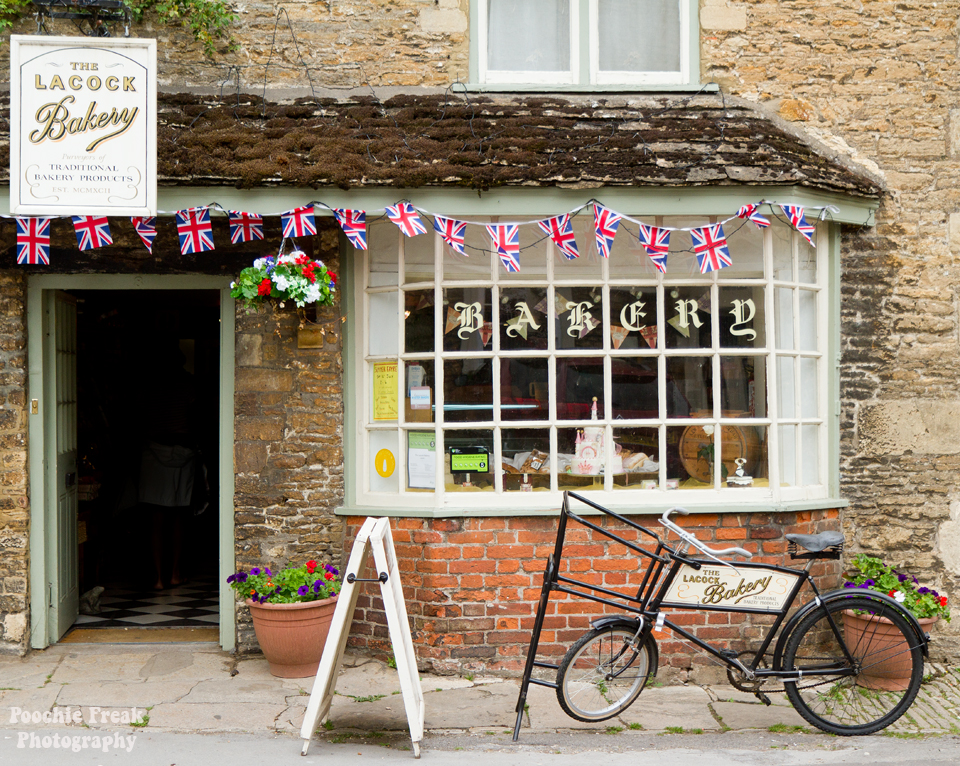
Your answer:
[27,275,236,650]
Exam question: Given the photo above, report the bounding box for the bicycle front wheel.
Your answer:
[782,596,924,735]
[556,626,654,722]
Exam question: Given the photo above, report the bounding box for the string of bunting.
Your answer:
[10,199,831,269]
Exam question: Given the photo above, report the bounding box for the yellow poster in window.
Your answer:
[373,361,399,421]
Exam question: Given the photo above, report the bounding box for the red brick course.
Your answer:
[343,509,843,675]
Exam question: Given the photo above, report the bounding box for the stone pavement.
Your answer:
[0,644,958,743]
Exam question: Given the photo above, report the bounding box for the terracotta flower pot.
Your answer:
[842,609,936,691]
[245,596,338,678]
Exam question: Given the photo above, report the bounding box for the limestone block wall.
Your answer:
[700,1,960,656]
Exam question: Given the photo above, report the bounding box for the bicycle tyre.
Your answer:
[556,625,654,722]
[782,595,923,735]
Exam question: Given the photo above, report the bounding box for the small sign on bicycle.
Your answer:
[660,563,800,612]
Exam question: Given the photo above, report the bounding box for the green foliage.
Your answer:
[231,252,337,310]
[128,0,236,56]
[228,560,342,605]
[0,0,28,35]
[844,554,951,622]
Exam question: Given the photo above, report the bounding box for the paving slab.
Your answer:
[56,680,197,707]
[146,701,288,733]
[422,682,517,730]
[50,652,154,683]
[138,651,230,681]
[0,653,63,690]
[177,678,291,705]
[711,700,809,730]
[616,685,719,731]
[327,691,410,731]
[523,680,615,731]
[0,686,64,726]
[704,687,796,707]
[332,660,403,698]
[78,705,150,729]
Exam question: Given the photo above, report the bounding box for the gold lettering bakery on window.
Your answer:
[352,212,826,509]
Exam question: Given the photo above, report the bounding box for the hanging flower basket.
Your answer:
[230,250,336,310]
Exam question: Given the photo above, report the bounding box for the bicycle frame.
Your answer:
[512,491,858,741]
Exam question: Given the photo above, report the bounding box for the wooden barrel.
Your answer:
[679,422,761,483]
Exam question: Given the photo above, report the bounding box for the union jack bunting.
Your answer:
[636,223,671,273]
[537,214,579,260]
[16,217,52,265]
[72,215,112,251]
[281,205,317,239]
[486,223,521,273]
[334,208,367,250]
[691,223,733,274]
[175,207,215,255]
[228,210,264,244]
[131,216,157,253]
[736,203,771,229]
[593,204,621,258]
[780,204,817,247]
[433,216,467,255]
[385,202,427,237]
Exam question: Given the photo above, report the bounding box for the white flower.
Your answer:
[252,257,269,270]
[702,425,715,436]
[272,274,292,292]
[892,590,906,603]
[278,254,296,265]
[305,284,322,303]
[230,281,236,289]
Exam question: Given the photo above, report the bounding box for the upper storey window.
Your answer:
[476,0,694,87]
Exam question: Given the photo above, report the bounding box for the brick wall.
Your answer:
[344,509,842,677]
[233,225,347,652]
[0,272,27,655]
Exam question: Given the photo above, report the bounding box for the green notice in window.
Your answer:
[450,449,489,474]
[407,431,436,489]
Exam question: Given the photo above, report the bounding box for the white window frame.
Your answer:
[474,0,695,88]
[350,215,831,513]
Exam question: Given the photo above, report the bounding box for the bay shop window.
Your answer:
[352,209,832,511]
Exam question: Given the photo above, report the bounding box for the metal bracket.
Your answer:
[346,572,388,584]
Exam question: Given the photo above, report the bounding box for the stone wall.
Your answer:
[700,0,960,659]
[233,224,346,651]
[344,509,843,677]
[0,272,27,654]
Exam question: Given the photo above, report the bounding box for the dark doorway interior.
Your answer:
[70,289,220,630]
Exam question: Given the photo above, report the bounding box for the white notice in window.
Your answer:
[407,432,436,489]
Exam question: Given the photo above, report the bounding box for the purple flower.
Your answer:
[265,568,272,576]
[259,594,270,604]
[325,564,339,576]
[313,580,323,593]
[897,574,908,583]
[250,567,261,576]
[912,576,919,585]
[918,587,931,595]
[297,585,309,596]
[236,572,248,583]
[843,581,857,589]
[227,574,236,584]
[932,590,940,598]
[862,579,875,587]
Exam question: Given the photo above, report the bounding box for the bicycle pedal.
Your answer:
[753,691,772,707]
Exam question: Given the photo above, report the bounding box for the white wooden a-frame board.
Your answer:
[300,517,424,757]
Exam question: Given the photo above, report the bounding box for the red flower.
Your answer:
[295,253,310,265]
[941,596,948,607]
[306,560,318,574]
[888,589,896,597]
[303,264,317,284]
[328,272,337,286]
[257,278,272,296]
[324,571,334,580]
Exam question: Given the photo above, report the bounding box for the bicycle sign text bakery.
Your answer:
[660,564,800,612]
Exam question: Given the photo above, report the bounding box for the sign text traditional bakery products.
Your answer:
[660,564,801,612]
[9,36,157,217]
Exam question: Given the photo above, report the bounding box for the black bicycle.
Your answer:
[513,491,930,738]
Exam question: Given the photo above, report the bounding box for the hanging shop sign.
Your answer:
[9,35,157,217]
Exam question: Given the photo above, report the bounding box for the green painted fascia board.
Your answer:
[26,283,48,649]
[341,230,358,510]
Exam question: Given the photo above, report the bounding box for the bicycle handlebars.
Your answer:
[660,507,753,560]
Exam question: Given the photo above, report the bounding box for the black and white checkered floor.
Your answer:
[73,578,219,628]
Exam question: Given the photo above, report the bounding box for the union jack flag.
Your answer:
[72,215,112,251]
[281,205,317,239]
[131,216,157,253]
[691,224,732,274]
[385,202,427,237]
[16,217,52,265]
[228,210,264,244]
[486,223,521,273]
[737,203,771,229]
[637,223,671,273]
[175,207,215,255]
[433,216,467,255]
[780,204,817,247]
[537,214,579,260]
[334,208,367,250]
[593,204,621,258]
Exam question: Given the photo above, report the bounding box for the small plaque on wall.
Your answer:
[297,325,325,348]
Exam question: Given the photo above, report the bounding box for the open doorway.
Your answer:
[66,289,221,638]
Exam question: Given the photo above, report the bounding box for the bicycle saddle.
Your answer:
[784,531,845,552]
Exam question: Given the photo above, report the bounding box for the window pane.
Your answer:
[799,289,817,351]
[500,287,549,351]
[779,424,797,487]
[612,426,660,489]
[369,430,399,493]
[610,222,661,279]
[722,219,765,279]
[665,356,709,417]
[800,357,818,419]
[772,222,793,281]
[798,231,818,283]
[610,287,658,350]
[406,430,436,492]
[665,287,711,349]
[722,426,768,489]
[405,289,435,353]
[442,221,490,280]
[369,291,399,356]
[502,428,551,491]
[501,357,549,421]
[610,357,659,420]
[802,424,820,485]
[559,215,604,280]
[719,356,763,417]
[719,286,765,349]
[777,356,796,418]
[442,288,492,353]
[369,224,399,287]
[499,225,547,281]
[404,230,434,284]
[443,358,493,423]
[558,426,604,491]
[557,357,604,420]
[487,0,570,72]
[660,218,703,275]
[404,360,435,424]
[598,0,680,73]
[556,287,604,350]
[445,429,494,492]
[670,424,713,489]
[775,287,794,350]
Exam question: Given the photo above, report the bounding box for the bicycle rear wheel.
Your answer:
[556,625,654,722]
[782,596,923,735]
